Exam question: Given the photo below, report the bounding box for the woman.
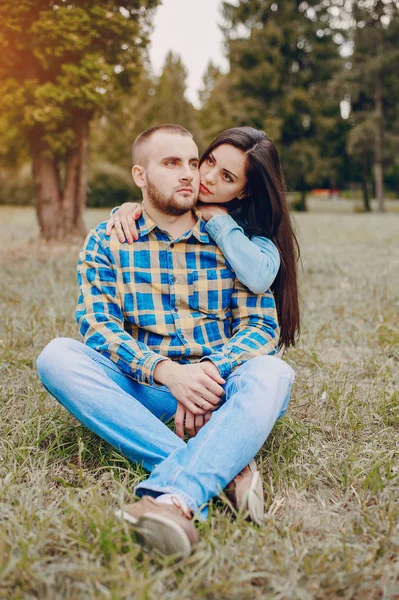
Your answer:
[107,127,300,525]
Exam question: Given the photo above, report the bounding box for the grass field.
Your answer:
[0,206,398,600]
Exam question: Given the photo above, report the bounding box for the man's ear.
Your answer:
[132,165,146,189]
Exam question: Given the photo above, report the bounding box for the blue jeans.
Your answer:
[37,338,294,517]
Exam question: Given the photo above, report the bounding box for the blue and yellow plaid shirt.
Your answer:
[76,209,279,385]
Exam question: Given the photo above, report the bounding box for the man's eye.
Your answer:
[190,163,199,169]
[166,161,176,166]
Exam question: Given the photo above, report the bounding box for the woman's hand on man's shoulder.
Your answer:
[105,202,142,243]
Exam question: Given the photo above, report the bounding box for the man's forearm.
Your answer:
[79,312,170,384]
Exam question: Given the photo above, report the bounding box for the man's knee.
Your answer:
[36,337,80,381]
[240,355,295,419]
[243,355,294,385]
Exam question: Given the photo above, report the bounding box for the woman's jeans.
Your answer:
[37,338,294,516]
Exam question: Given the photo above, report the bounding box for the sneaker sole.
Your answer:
[115,509,192,558]
[247,469,265,526]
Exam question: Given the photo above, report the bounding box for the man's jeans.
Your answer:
[37,338,294,516]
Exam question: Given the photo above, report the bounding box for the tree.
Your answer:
[0,0,159,240]
[347,121,375,212]
[91,51,201,173]
[349,0,399,212]
[199,0,345,210]
[145,51,200,136]
[198,61,240,143]
[90,71,156,173]
[326,0,399,211]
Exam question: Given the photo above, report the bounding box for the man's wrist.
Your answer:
[153,360,179,386]
[199,355,232,379]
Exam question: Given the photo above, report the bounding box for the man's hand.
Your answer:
[197,203,228,222]
[154,360,225,415]
[174,403,212,439]
[198,360,224,383]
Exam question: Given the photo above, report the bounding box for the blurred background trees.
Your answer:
[346,0,399,212]
[0,0,398,239]
[0,0,159,239]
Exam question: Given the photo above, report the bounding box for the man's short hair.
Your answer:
[132,124,193,166]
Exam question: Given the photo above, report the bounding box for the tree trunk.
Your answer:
[297,189,308,212]
[74,118,89,237]
[361,163,371,212]
[63,144,81,237]
[63,115,89,238]
[31,116,90,241]
[30,135,63,241]
[374,69,384,212]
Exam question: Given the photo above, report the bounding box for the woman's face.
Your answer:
[198,143,247,204]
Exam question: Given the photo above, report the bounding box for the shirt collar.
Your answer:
[137,206,210,244]
[191,208,211,243]
[136,208,158,237]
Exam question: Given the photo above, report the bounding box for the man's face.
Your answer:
[140,132,200,216]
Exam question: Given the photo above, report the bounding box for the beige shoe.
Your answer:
[226,459,265,526]
[115,496,198,558]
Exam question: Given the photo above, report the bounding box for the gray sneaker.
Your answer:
[115,495,198,558]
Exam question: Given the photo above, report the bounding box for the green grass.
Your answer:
[1,206,398,599]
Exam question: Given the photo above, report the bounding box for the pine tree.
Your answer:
[343,0,399,212]
[200,0,345,209]
[91,51,201,169]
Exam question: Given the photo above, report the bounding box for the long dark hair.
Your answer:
[200,126,300,348]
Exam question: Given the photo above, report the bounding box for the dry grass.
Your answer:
[0,206,398,600]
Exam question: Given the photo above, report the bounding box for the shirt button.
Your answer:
[174,307,179,313]
[170,276,176,284]
[170,243,174,249]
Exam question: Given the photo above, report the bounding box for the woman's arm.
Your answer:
[205,214,280,294]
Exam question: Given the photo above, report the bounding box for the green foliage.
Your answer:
[0,0,160,160]
[0,165,34,206]
[198,62,239,143]
[87,162,140,208]
[200,0,348,199]
[342,0,399,199]
[91,51,202,169]
[145,51,199,133]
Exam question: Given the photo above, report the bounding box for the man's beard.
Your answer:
[146,178,197,216]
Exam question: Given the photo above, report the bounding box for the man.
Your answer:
[37,124,294,558]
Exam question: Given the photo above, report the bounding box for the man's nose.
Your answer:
[180,165,194,182]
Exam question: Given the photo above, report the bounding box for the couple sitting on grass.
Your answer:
[37,124,300,558]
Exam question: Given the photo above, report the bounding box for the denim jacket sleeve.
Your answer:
[205,214,280,294]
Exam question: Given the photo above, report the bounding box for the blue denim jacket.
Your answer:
[205,214,280,294]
